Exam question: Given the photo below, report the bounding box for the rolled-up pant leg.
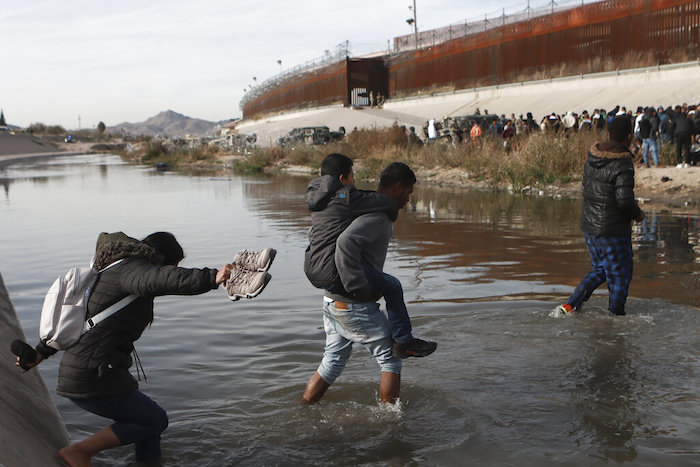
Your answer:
[71,390,169,463]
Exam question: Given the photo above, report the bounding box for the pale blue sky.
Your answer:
[0,0,575,129]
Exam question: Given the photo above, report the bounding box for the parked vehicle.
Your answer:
[278,126,333,146]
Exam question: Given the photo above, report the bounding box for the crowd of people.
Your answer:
[419,103,700,167]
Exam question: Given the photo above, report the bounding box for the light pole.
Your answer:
[407,0,418,48]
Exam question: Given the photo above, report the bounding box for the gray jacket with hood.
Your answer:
[41,232,219,400]
[304,175,397,294]
[331,212,393,302]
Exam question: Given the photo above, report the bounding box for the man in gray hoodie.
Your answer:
[302,162,421,405]
[304,153,436,359]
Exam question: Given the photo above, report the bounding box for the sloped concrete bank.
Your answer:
[0,273,69,466]
[0,152,85,169]
[235,62,700,146]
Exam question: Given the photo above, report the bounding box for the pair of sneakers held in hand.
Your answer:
[225,248,276,301]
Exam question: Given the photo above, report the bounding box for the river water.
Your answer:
[1,154,698,466]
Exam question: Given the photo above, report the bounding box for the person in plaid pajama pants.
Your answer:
[567,233,634,315]
[556,116,645,316]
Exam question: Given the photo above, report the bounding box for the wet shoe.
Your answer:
[225,268,271,301]
[392,338,437,359]
[608,309,626,316]
[550,303,575,317]
[233,248,277,272]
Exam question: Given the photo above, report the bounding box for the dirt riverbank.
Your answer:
[1,139,697,213]
[276,160,699,214]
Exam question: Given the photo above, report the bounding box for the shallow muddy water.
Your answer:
[1,154,698,466]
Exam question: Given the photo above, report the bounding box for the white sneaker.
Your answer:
[225,268,271,301]
[549,304,575,318]
[683,163,690,168]
[676,163,684,169]
[232,248,277,272]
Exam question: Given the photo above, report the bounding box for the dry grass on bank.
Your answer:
[122,124,685,193]
[239,126,604,191]
[118,137,220,167]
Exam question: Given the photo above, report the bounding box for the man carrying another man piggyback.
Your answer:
[302,155,437,404]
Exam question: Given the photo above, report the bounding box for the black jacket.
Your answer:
[673,115,695,137]
[303,175,397,290]
[54,232,218,399]
[638,117,651,139]
[580,142,642,237]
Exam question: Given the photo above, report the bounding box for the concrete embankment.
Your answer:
[0,132,86,168]
[236,61,700,146]
[0,273,69,466]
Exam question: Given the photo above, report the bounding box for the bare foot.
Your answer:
[59,445,92,467]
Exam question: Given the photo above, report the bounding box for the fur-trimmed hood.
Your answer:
[93,231,159,270]
[589,141,633,160]
[587,141,633,169]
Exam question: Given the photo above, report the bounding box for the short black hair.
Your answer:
[142,231,184,266]
[608,116,632,143]
[378,162,416,191]
[320,153,353,178]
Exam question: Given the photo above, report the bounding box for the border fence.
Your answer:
[393,0,608,52]
[389,0,700,96]
[240,0,700,119]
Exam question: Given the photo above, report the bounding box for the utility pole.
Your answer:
[407,1,418,48]
[412,0,418,48]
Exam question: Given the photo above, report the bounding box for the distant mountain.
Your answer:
[108,110,219,137]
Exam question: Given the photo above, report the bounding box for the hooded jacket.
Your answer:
[303,175,397,292]
[673,114,696,137]
[580,142,642,237]
[52,232,219,399]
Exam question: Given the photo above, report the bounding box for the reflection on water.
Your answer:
[572,327,640,463]
[0,155,698,466]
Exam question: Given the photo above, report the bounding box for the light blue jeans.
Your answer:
[642,138,659,165]
[317,298,402,384]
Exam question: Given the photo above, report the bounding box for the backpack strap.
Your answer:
[83,294,138,333]
[82,258,136,333]
[98,258,126,273]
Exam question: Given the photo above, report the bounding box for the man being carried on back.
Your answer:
[304,153,436,359]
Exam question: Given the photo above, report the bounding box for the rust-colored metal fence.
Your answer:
[389,0,700,96]
[241,0,700,119]
[241,60,348,119]
[241,58,389,118]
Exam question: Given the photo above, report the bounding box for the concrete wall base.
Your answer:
[0,273,69,467]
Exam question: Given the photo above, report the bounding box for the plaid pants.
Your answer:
[567,233,633,315]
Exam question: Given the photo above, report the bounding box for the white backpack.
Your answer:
[39,259,137,350]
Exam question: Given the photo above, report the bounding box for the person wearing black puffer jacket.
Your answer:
[673,110,696,167]
[554,116,645,317]
[22,231,235,466]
